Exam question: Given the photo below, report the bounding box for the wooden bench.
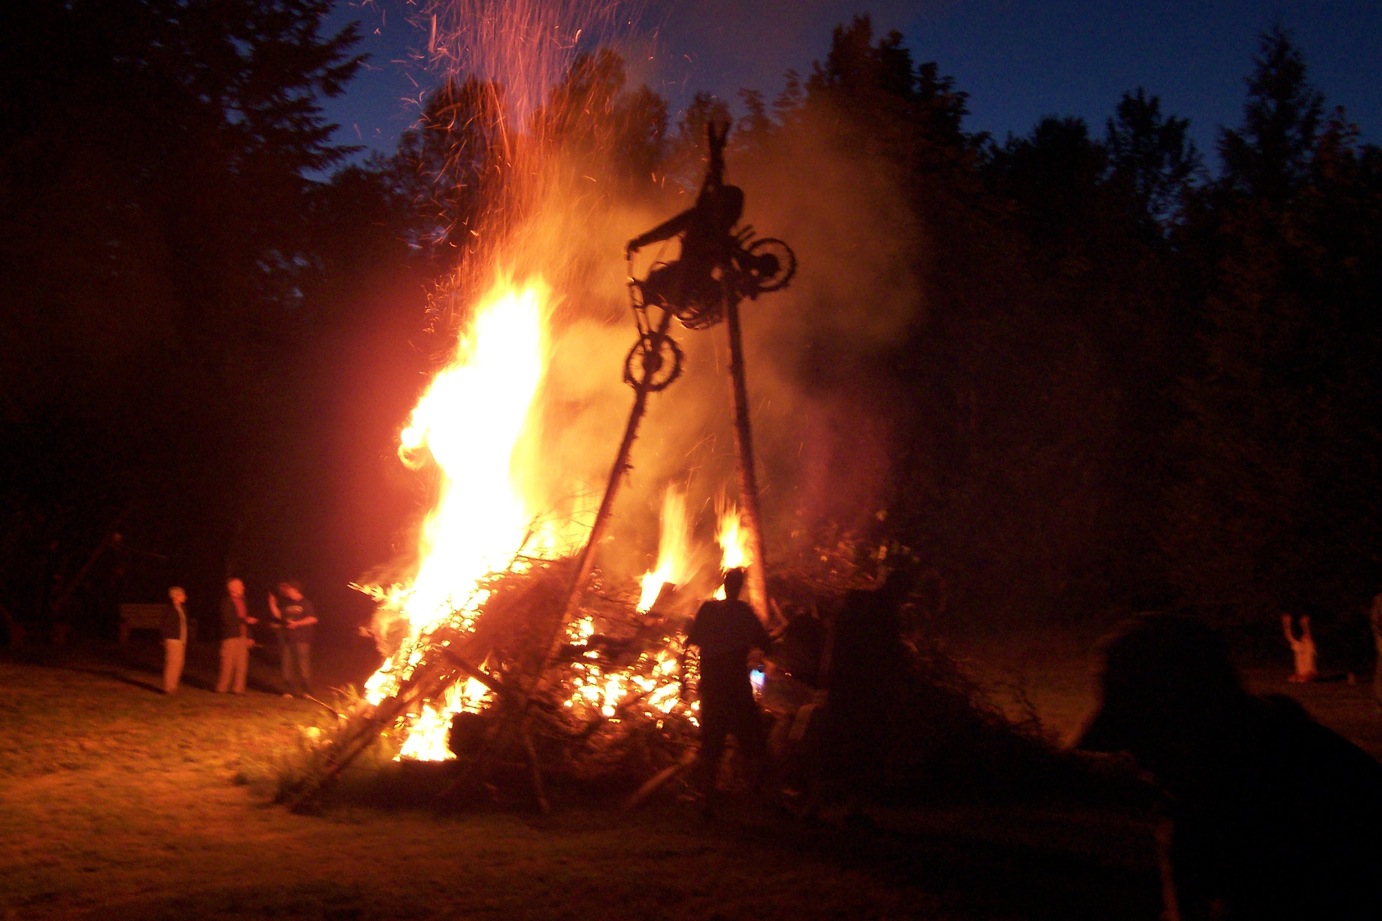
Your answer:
[118,604,197,644]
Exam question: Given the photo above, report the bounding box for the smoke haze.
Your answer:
[369,1,929,598]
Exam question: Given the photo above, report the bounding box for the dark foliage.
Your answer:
[0,0,424,632]
[4,9,1379,659]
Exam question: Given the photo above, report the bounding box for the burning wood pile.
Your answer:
[278,110,806,811]
[283,541,1061,816]
[271,141,1056,816]
[279,243,783,811]
[273,3,1072,818]
[284,503,751,812]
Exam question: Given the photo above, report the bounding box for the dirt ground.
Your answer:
[2,629,1379,920]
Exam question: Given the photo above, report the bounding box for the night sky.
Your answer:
[322,0,1382,166]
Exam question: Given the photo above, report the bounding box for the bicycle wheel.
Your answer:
[741,237,796,293]
[622,331,685,392]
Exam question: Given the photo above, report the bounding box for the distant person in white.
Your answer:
[160,586,189,694]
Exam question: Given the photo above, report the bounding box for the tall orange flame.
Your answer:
[397,277,552,623]
[709,501,752,600]
[361,275,587,756]
[637,486,691,612]
[716,500,752,573]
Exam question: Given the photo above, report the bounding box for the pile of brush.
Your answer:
[283,560,706,810]
[284,558,1074,815]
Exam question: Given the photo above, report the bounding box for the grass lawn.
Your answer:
[2,630,1378,920]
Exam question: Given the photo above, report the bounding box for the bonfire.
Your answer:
[282,2,797,811]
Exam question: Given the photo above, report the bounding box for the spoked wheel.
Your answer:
[623,331,685,391]
[740,237,796,294]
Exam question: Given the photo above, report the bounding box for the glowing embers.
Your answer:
[561,614,692,726]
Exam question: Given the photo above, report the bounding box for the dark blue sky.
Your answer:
[321,1,1382,167]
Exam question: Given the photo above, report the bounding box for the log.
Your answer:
[621,747,697,811]
[724,290,772,624]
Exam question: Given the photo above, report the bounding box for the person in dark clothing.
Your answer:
[1075,613,1382,921]
[160,586,189,694]
[627,120,744,317]
[686,567,772,812]
[216,577,257,694]
[772,602,828,689]
[819,568,913,814]
[269,580,318,698]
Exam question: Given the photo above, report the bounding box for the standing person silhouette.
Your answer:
[215,578,257,694]
[270,580,317,698]
[160,586,189,694]
[686,567,772,815]
[1077,613,1382,920]
[818,569,913,822]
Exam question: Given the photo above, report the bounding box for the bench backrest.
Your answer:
[118,603,196,643]
[119,603,168,627]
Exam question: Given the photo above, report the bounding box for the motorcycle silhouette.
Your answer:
[622,229,796,391]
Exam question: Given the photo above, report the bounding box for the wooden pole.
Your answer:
[723,290,771,624]
[537,309,678,678]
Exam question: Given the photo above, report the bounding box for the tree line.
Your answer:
[2,4,1378,646]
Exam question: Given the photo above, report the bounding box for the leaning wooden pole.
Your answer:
[538,309,677,673]
[283,635,473,811]
[723,291,772,624]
